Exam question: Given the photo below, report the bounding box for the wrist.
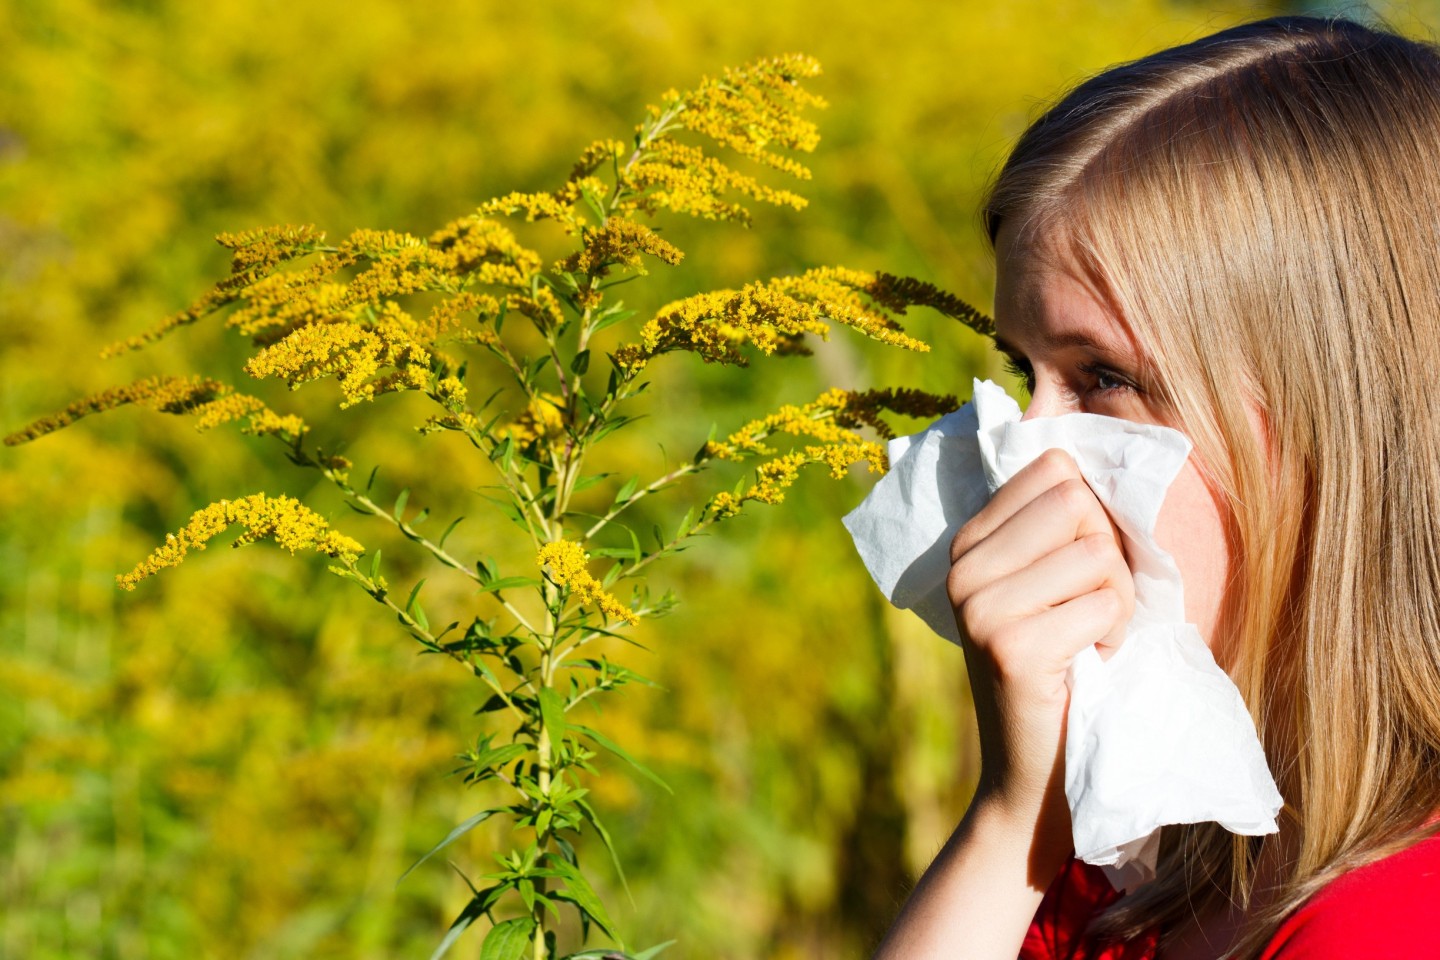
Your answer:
[965,787,1074,887]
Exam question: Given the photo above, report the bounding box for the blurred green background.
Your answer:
[2,2,1434,957]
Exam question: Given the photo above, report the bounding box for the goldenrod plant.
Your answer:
[7,53,986,960]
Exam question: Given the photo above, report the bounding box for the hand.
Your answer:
[948,448,1135,871]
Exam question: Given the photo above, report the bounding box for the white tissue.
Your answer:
[842,379,1282,890]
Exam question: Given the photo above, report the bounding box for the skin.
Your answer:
[872,220,1260,959]
[991,225,1236,652]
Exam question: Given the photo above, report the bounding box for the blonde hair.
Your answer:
[984,15,1440,956]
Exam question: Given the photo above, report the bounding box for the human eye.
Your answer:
[1077,360,1139,397]
[1002,354,1035,395]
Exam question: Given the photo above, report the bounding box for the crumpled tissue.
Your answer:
[842,378,1282,890]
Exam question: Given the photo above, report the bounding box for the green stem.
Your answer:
[341,559,528,725]
[451,420,551,542]
[582,460,706,540]
[616,515,718,581]
[303,447,543,635]
[533,587,559,960]
[550,606,659,669]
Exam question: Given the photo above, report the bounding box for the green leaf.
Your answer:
[570,349,590,375]
[478,917,536,960]
[428,899,485,960]
[400,808,501,883]
[438,516,465,550]
[365,465,380,492]
[572,724,671,794]
[579,186,608,226]
[676,506,696,539]
[546,855,622,946]
[489,435,514,464]
[614,475,639,504]
[475,694,510,714]
[562,944,676,960]
[406,578,427,618]
[588,546,639,559]
[368,548,382,581]
[472,656,504,691]
[473,743,529,777]
[571,472,611,495]
[591,305,635,336]
[481,576,541,594]
[577,799,630,900]
[539,688,567,746]
[394,487,410,520]
[591,415,635,444]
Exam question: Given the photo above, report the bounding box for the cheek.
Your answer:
[1153,456,1235,655]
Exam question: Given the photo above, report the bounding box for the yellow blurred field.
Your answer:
[9,2,1424,957]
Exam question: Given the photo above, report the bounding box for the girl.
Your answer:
[876,15,1440,959]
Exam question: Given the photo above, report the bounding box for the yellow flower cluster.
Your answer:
[568,138,628,182]
[704,386,957,462]
[215,224,327,274]
[3,376,306,446]
[658,53,825,180]
[244,310,431,408]
[707,438,885,520]
[422,292,500,345]
[705,389,868,461]
[433,376,468,407]
[502,393,566,448]
[624,138,808,225]
[613,285,823,371]
[116,215,554,363]
[342,243,458,306]
[419,410,482,435]
[101,244,355,358]
[504,288,566,333]
[700,384,948,521]
[225,275,353,340]
[556,218,684,279]
[336,228,429,258]
[477,191,585,234]
[827,386,960,439]
[614,267,934,372]
[857,270,996,339]
[117,493,363,591]
[319,454,353,481]
[427,216,543,286]
[536,540,638,625]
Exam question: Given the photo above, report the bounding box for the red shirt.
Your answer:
[1020,832,1440,959]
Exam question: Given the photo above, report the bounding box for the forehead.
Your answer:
[993,220,1142,361]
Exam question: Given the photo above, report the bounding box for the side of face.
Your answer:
[992,220,1238,657]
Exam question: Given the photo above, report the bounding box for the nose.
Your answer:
[1019,380,1067,422]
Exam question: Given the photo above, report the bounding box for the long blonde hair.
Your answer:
[984,15,1440,955]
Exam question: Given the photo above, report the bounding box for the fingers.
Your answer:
[946,447,1136,666]
[948,476,1121,601]
[957,533,1135,656]
[950,448,1097,565]
[984,588,1131,689]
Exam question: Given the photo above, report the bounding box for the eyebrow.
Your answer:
[994,330,1124,357]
